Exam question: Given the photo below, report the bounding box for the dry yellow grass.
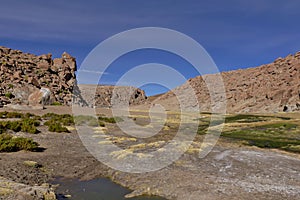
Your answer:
[141,124,154,129]
[174,160,186,167]
[129,141,165,151]
[110,136,137,143]
[163,125,170,131]
[136,153,153,158]
[98,140,112,145]
[0,187,13,196]
[128,114,150,119]
[65,126,76,131]
[110,149,133,159]
[93,127,108,133]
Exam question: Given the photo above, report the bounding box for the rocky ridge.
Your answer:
[155,52,300,113]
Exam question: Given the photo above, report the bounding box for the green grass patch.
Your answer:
[222,122,300,153]
[224,114,291,124]
[197,124,209,135]
[281,145,300,153]
[98,116,123,123]
[0,134,39,152]
[225,114,268,123]
[257,123,297,130]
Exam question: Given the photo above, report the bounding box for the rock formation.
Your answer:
[155,52,300,113]
[0,46,85,107]
[78,84,147,108]
[0,46,147,108]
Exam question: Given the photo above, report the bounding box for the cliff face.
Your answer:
[156,52,300,113]
[0,46,85,107]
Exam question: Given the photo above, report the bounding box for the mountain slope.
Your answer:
[155,52,300,113]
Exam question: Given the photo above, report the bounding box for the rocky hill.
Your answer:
[155,52,300,113]
[78,84,147,108]
[0,46,147,108]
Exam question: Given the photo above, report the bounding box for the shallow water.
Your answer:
[53,178,166,200]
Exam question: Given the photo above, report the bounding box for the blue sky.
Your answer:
[1,0,300,95]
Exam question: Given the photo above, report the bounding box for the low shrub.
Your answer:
[98,116,123,123]
[6,112,23,118]
[98,121,105,127]
[48,122,69,133]
[74,115,107,127]
[22,113,42,121]
[74,115,100,127]
[20,118,40,134]
[43,113,74,126]
[5,92,14,99]
[51,102,62,106]
[0,121,22,133]
[0,119,39,134]
[7,121,22,132]
[0,134,39,152]
[0,111,23,119]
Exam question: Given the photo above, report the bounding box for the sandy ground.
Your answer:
[0,106,299,200]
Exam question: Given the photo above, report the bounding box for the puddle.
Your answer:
[53,178,166,200]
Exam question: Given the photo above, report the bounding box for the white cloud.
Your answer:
[78,69,109,75]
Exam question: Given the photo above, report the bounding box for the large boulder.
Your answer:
[28,88,51,106]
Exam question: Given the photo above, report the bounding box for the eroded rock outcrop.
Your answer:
[0,46,85,107]
[0,46,147,108]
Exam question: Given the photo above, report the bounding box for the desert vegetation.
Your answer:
[0,116,40,134]
[0,134,39,152]
[197,113,300,153]
[0,111,124,135]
